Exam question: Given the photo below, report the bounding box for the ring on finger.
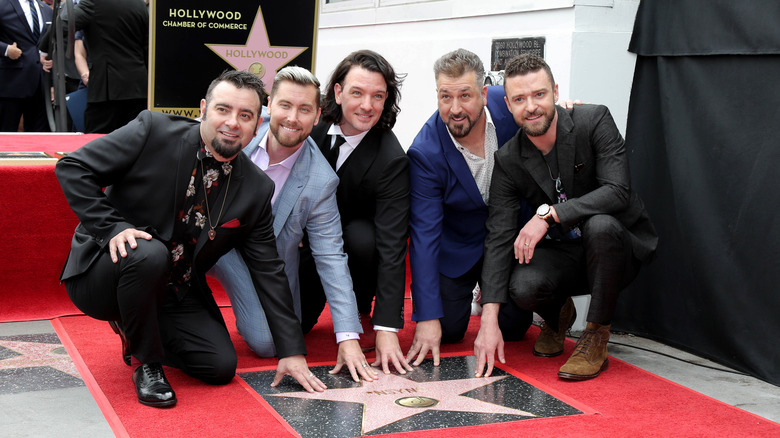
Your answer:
[362,363,369,367]
[524,242,529,246]
[308,373,314,377]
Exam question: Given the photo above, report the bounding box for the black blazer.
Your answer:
[482,104,658,303]
[70,0,147,103]
[310,122,410,329]
[55,111,306,358]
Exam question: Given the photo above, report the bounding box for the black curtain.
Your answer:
[614,0,780,386]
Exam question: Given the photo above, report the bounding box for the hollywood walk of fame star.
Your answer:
[0,339,79,378]
[267,372,536,434]
[205,6,307,87]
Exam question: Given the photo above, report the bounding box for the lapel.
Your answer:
[242,118,310,237]
[520,106,575,204]
[272,139,312,236]
[170,123,202,239]
[437,115,486,208]
[520,135,556,203]
[338,127,380,180]
[11,1,33,41]
[555,107,577,199]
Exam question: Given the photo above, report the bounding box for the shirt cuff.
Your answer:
[374,325,399,333]
[335,331,360,343]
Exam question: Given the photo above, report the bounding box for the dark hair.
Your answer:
[433,48,485,88]
[205,70,267,111]
[321,50,404,131]
[503,54,555,94]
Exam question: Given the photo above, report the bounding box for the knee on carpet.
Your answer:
[185,352,238,385]
[440,323,467,345]
[246,339,277,358]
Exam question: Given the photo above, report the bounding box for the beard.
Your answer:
[270,122,308,148]
[210,136,243,160]
[447,105,484,139]
[521,109,555,137]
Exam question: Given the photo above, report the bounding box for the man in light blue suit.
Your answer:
[210,66,378,383]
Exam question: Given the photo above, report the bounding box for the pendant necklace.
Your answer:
[200,159,231,240]
[543,149,567,203]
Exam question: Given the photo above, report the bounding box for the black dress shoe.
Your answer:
[132,363,177,408]
[108,321,131,366]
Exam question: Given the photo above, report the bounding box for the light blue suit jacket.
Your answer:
[212,114,361,340]
[247,120,360,334]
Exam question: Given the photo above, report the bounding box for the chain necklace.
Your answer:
[200,159,231,240]
[542,148,567,203]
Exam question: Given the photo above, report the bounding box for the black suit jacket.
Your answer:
[482,104,658,303]
[55,111,306,358]
[69,0,147,103]
[310,122,410,329]
[0,0,52,99]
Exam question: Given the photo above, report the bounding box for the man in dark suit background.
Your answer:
[0,0,52,131]
[55,70,326,408]
[66,0,147,133]
[304,50,412,375]
[474,54,658,381]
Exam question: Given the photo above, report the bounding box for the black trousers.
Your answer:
[0,83,49,132]
[298,218,377,333]
[64,238,236,385]
[440,257,532,344]
[508,214,641,326]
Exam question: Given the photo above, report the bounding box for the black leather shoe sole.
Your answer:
[108,321,131,366]
[138,397,178,408]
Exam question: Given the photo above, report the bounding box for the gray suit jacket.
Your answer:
[242,120,361,334]
[482,104,658,303]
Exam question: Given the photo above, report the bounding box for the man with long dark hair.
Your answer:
[302,50,412,375]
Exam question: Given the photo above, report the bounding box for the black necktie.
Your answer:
[28,0,40,40]
[327,135,346,170]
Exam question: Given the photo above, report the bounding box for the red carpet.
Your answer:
[54,306,780,438]
[0,134,232,322]
[0,134,100,322]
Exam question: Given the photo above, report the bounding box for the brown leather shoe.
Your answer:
[533,297,576,357]
[358,314,376,352]
[558,322,611,380]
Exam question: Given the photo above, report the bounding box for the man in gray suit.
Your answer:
[211,67,379,383]
[474,54,657,381]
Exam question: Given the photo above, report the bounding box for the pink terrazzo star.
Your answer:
[0,340,79,378]
[205,6,307,87]
[268,371,536,434]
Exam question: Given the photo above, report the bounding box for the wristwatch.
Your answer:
[536,204,556,226]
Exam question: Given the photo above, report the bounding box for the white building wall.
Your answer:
[315,0,639,147]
